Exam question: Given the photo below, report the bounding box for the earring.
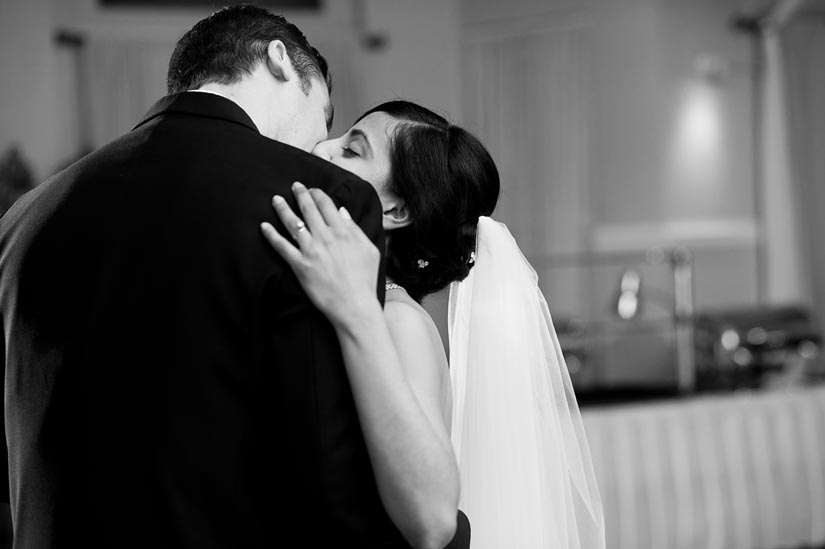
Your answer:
[467,252,477,266]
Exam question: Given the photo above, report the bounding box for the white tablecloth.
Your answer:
[581,385,825,549]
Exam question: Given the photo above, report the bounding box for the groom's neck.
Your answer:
[195,77,276,139]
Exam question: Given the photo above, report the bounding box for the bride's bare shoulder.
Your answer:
[384,290,445,361]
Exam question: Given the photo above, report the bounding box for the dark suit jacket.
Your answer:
[0,92,411,548]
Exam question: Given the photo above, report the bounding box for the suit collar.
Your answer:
[134,92,260,134]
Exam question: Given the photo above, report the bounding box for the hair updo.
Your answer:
[357,101,500,302]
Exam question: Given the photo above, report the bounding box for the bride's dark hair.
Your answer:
[357,101,500,302]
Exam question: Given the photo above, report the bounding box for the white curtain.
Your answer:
[83,38,173,147]
[461,11,593,316]
[779,16,825,329]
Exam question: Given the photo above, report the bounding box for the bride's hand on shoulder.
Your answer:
[260,182,381,327]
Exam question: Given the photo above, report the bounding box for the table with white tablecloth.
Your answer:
[581,385,825,549]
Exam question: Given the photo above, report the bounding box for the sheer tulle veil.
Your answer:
[448,216,606,549]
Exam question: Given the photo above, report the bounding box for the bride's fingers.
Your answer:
[260,222,303,267]
[271,195,312,248]
[291,182,329,237]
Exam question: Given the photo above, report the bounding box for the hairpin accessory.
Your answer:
[416,259,429,269]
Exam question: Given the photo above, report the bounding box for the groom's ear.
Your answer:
[266,40,293,83]
[383,200,413,231]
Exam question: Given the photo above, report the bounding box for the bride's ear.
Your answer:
[383,200,412,231]
[266,40,292,82]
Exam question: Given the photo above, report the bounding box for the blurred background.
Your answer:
[1,0,824,548]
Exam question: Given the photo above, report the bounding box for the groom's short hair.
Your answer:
[167,4,331,95]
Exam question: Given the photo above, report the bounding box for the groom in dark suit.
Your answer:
[0,6,452,548]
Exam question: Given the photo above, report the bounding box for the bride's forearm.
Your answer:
[332,305,459,549]
[263,185,457,546]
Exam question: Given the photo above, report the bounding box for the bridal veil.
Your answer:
[448,216,605,549]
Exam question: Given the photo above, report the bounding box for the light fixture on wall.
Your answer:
[669,79,723,192]
[99,0,321,7]
[352,0,389,51]
[693,53,733,85]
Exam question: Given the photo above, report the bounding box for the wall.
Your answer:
[458,0,760,312]
[459,0,755,227]
[592,0,755,226]
[444,0,762,386]
[589,0,760,314]
[0,0,462,180]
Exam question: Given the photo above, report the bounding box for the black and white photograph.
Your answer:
[0,0,823,548]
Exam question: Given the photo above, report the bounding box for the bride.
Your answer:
[260,100,605,549]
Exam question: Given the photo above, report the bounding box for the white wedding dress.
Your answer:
[448,217,605,549]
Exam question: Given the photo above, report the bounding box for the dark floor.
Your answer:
[0,504,9,549]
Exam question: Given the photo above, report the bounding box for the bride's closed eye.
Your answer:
[313,112,394,196]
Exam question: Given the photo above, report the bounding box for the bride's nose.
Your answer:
[312,139,335,161]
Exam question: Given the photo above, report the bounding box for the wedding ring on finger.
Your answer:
[294,220,308,235]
